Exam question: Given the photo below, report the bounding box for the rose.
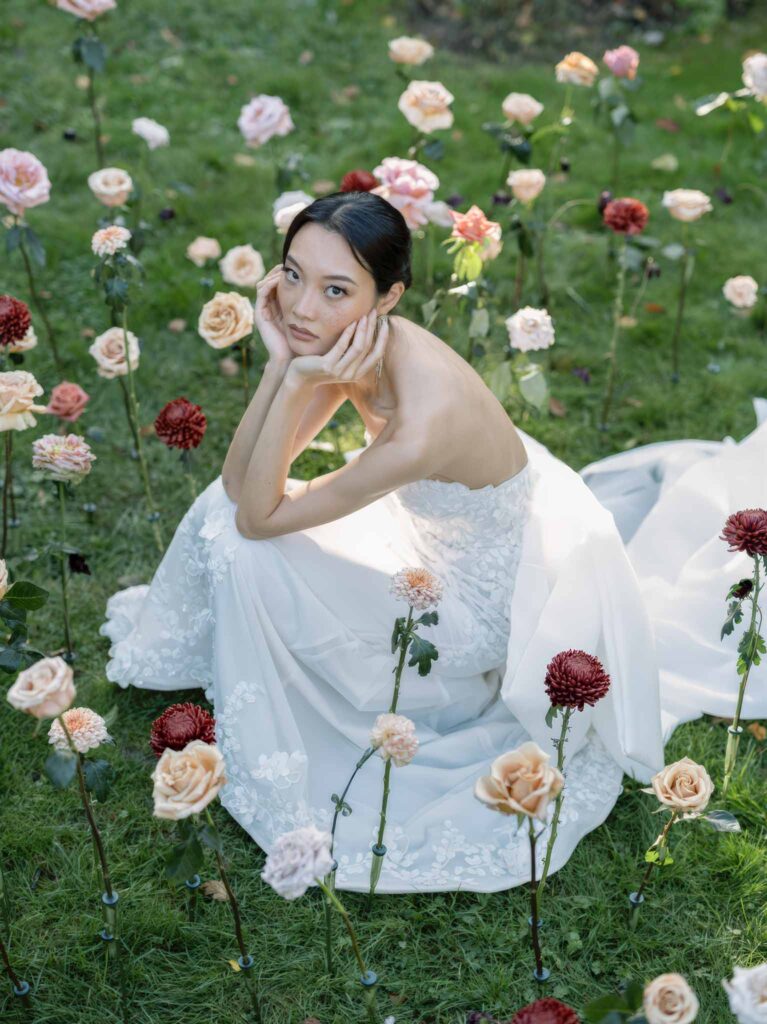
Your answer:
[0,559,8,600]
[474,741,564,821]
[340,169,378,192]
[7,656,76,719]
[505,307,555,352]
[0,370,48,431]
[131,116,170,150]
[371,156,439,230]
[742,52,767,101]
[87,167,134,207]
[186,236,221,267]
[507,169,546,204]
[274,202,309,235]
[56,0,116,19]
[555,51,599,87]
[603,45,640,79]
[261,825,334,900]
[643,974,699,1024]
[388,36,434,66]
[32,433,96,484]
[197,291,254,349]
[89,326,140,379]
[47,381,90,422]
[397,80,455,134]
[723,963,767,1024]
[237,94,295,147]
[662,189,712,222]
[603,198,650,235]
[91,225,131,257]
[643,756,714,817]
[152,739,227,819]
[0,149,51,216]
[502,92,544,126]
[723,275,759,309]
[219,244,265,289]
[272,190,315,216]
[450,205,503,261]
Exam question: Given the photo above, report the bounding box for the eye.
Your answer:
[283,267,299,282]
[326,285,347,298]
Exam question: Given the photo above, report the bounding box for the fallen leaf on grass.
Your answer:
[645,302,666,314]
[201,879,229,901]
[747,722,766,742]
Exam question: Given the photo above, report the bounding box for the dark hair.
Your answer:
[281,191,413,294]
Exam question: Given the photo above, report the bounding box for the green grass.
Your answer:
[1,1,766,1021]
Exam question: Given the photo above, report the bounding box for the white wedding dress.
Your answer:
[99,406,767,894]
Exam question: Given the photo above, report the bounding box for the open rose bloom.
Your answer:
[643,973,699,1024]
[372,157,440,230]
[198,291,254,349]
[450,205,502,261]
[89,326,140,379]
[7,656,76,719]
[388,36,434,66]
[0,148,51,216]
[87,167,134,207]
[132,116,170,150]
[723,962,767,1023]
[219,244,265,288]
[397,80,454,134]
[502,92,544,126]
[237,94,294,147]
[642,756,713,818]
[662,188,712,222]
[603,45,640,80]
[0,370,49,431]
[152,739,227,820]
[186,236,221,267]
[555,51,598,87]
[723,275,759,309]
[474,741,564,822]
[56,0,116,19]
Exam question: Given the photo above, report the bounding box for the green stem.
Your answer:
[86,58,105,169]
[670,227,690,382]
[318,877,379,1024]
[1,432,10,559]
[528,819,544,977]
[57,483,74,659]
[514,250,527,308]
[600,237,628,428]
[538,707,573,897]
[389,607,414,714]
[723,556,762,796]
[630,811,678,927]
[16,223,63,373]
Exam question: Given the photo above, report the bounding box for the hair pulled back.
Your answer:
[281,191,413,294]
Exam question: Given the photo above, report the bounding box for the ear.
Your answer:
[376,281,406,316]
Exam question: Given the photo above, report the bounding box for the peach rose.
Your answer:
[474,741,564,821]
[643,756,714,817]
[0,149,51,217]
[8,324,37,354]
[723,275,759,309]
[397,80,455,134]
[186,236,221,268]
[643,974,699,1024]
[219,245,265,289]
[87,167,134,207]
[152,739,227,820]
[47,381,90,422]
[0,558,8,600]
[0,370,48,431]
[388,36,434,66]
[56,0,116,19]
[507,168,546,204]
[32,433,96,484]
[89,326,140,379]
[237,95,295,148]
[662,189,712,222]
[7,656,76,719]
[450,205,503,261]
[197,291,254,349]
[502,92,544,126]
[555,51,599,87]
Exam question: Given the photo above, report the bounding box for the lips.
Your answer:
[289,324,318,339]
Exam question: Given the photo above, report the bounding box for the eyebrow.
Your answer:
[284,254,358,285]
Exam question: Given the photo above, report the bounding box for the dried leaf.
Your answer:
[233,153,256,167]
[747,722,766,742]
[618,315,638,328]
[201,879,229,901]
[655,118,680,133]
[219,356,239,377]
[298,50,314,65]
[645,302,666,314]
[549,396,567,417]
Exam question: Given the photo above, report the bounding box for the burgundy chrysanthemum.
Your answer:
[511,998,580,1024]
[340,169,378,192]
[0,295,32,347]
[154,397,207,450]
[544,649,611,712]
[150,702,216,757]
[721,509,767,557]
[603,197,649,235]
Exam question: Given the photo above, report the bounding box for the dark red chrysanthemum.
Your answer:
[150,702,216,757]
[721,509,767,557]
[340,169,378,193]
[0,295,32,347]
[511,998,580,1024]
[603,197,649,235]
[544,649,611,712]
[154,397,207,450]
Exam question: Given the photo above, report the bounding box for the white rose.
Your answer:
[662,189,712,222]
[131,116,170,150]
[87,167,134,207]
[218,244,265,289]
[7,324,38,355]
[0,370,48,431]
[388,36,434,66]
[505,306,555,352]
[743,53,767,101]
[273,190,315,216]
[237,94,295,148]
[723,275,759,309]
[56,0,116,20]
[643,973,699,1024]
[507,168,546,204]
[197,291,254,349]
[723,963,767,1024]
[274,201,309,235]
[397,80,454,134]
[502,92,544,126]
[88,326,140,379]
[186,236,221,268]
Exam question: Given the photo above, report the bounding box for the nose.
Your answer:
[292,287,319,322]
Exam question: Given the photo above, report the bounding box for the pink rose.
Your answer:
[32,433,96,484]
[47,381,90,423]
[0,149,51,217]
[372,156,439,230]
[237,95,295,148]
[603,45,640,80]
[56,0,116,19]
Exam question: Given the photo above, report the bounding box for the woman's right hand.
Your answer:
[254,264,293,367]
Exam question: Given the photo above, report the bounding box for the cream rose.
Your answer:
[644,756,714,817]
[723,275,759,309]
[643,974,699,1024]
[87,167,134,207]
[662,189,712,222]
[89,326,140,379]
[198,291,254,349]
[506,307,555,352]
[743,53,767,102]
[0,370,48,431]
[555,51,599,87]
[219,244,265,289]
[131,116,170,150]
[0,559,8,600]
[388,36,434,66]
[56,0,116,19]
[8,324,38,354]
[723,963,767,1024]
[7,656,76,719]
[502,92,544,126]
[507,168,546,204]
[186,236,221,267]
[152,739,226,820]
[398,80,455,134]
[474,741,564,821]
[273,190,315,216]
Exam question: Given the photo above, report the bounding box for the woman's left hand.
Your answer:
[285,311,388,389]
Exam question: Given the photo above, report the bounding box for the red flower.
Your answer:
[721,508,767,557]
[150,702,216,757]
[340,170,378,192]
[0,295,32,347]
[544,649,611,712]
[511,998,580,1024]
[154,397,207,450]
[603,197,649,235]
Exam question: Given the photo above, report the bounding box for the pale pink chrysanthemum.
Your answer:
[389,566,443,610]
[370,713,419,766]
[48,706,111,753]
[32,433,96,484]
[91,225,131,257]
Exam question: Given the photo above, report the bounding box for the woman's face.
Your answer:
[276,223,381,356]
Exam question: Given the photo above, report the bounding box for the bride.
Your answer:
[99,190,764,893]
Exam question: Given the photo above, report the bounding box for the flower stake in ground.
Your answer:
[0,934,32,1007]
[0,367,50,555]
[475,742,564,982]
[719,509,767,797]
[154,397,207,502]
[538,649,611,897]
[367,567,441,910]
[263,826,380,1024]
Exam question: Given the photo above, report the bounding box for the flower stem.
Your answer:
[15,222,63,373]
[723,556,762,797]
[527,818,545,979]
[514,251,527,308]
[317,880,378,1024]
[600,237,628,428]
[1,432,11,559]
[0,935,30,1005]
[670,228,690,382]
[538,707,573,898]
[86,60,105,169]
[389,607,414,714]
[630,811,678,927]
[56,482,74,660]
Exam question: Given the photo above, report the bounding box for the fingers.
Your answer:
[255,267,282,321]
[353,315,388,380]
[335,310,383,378]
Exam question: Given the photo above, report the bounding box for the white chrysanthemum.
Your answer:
[131,116,170,150]
[48,707,111,754]
[742,52,767,102]
[723,963,767,1024]
[723,275,759,309]
[91,225,131,257]
[505,306,555,352]
[389,567,443,610]
[370,713,419,767]
[261,825,333,900]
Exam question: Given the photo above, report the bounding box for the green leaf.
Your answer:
[3,580,49,611]
[518,364,549,412]
[390,616,405,655]
[74,35,107,73]
[0,646,24,672]
[23,226,45,268]
[415,611,438,628]
[83,759,114,802]
[407,635,439,677]
[468,307,489,339]
[721,599,744,639]
[44,750,77,789]
[454,245,483,282]
[198,822,224,853]
[624,979,644,1011]
[545,705,560,728]
[165,830,204,882]
[421,298,439,325]
[644,849,660,863]
[583,992,629,1022]
[5,225,22,254]
[747,111,765,135]
[331,793,352,816]
[737,628,766,675]
[421,139,444,161]
[703,810,742,833]
[485,361,514,405]
[683,251,696,285]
